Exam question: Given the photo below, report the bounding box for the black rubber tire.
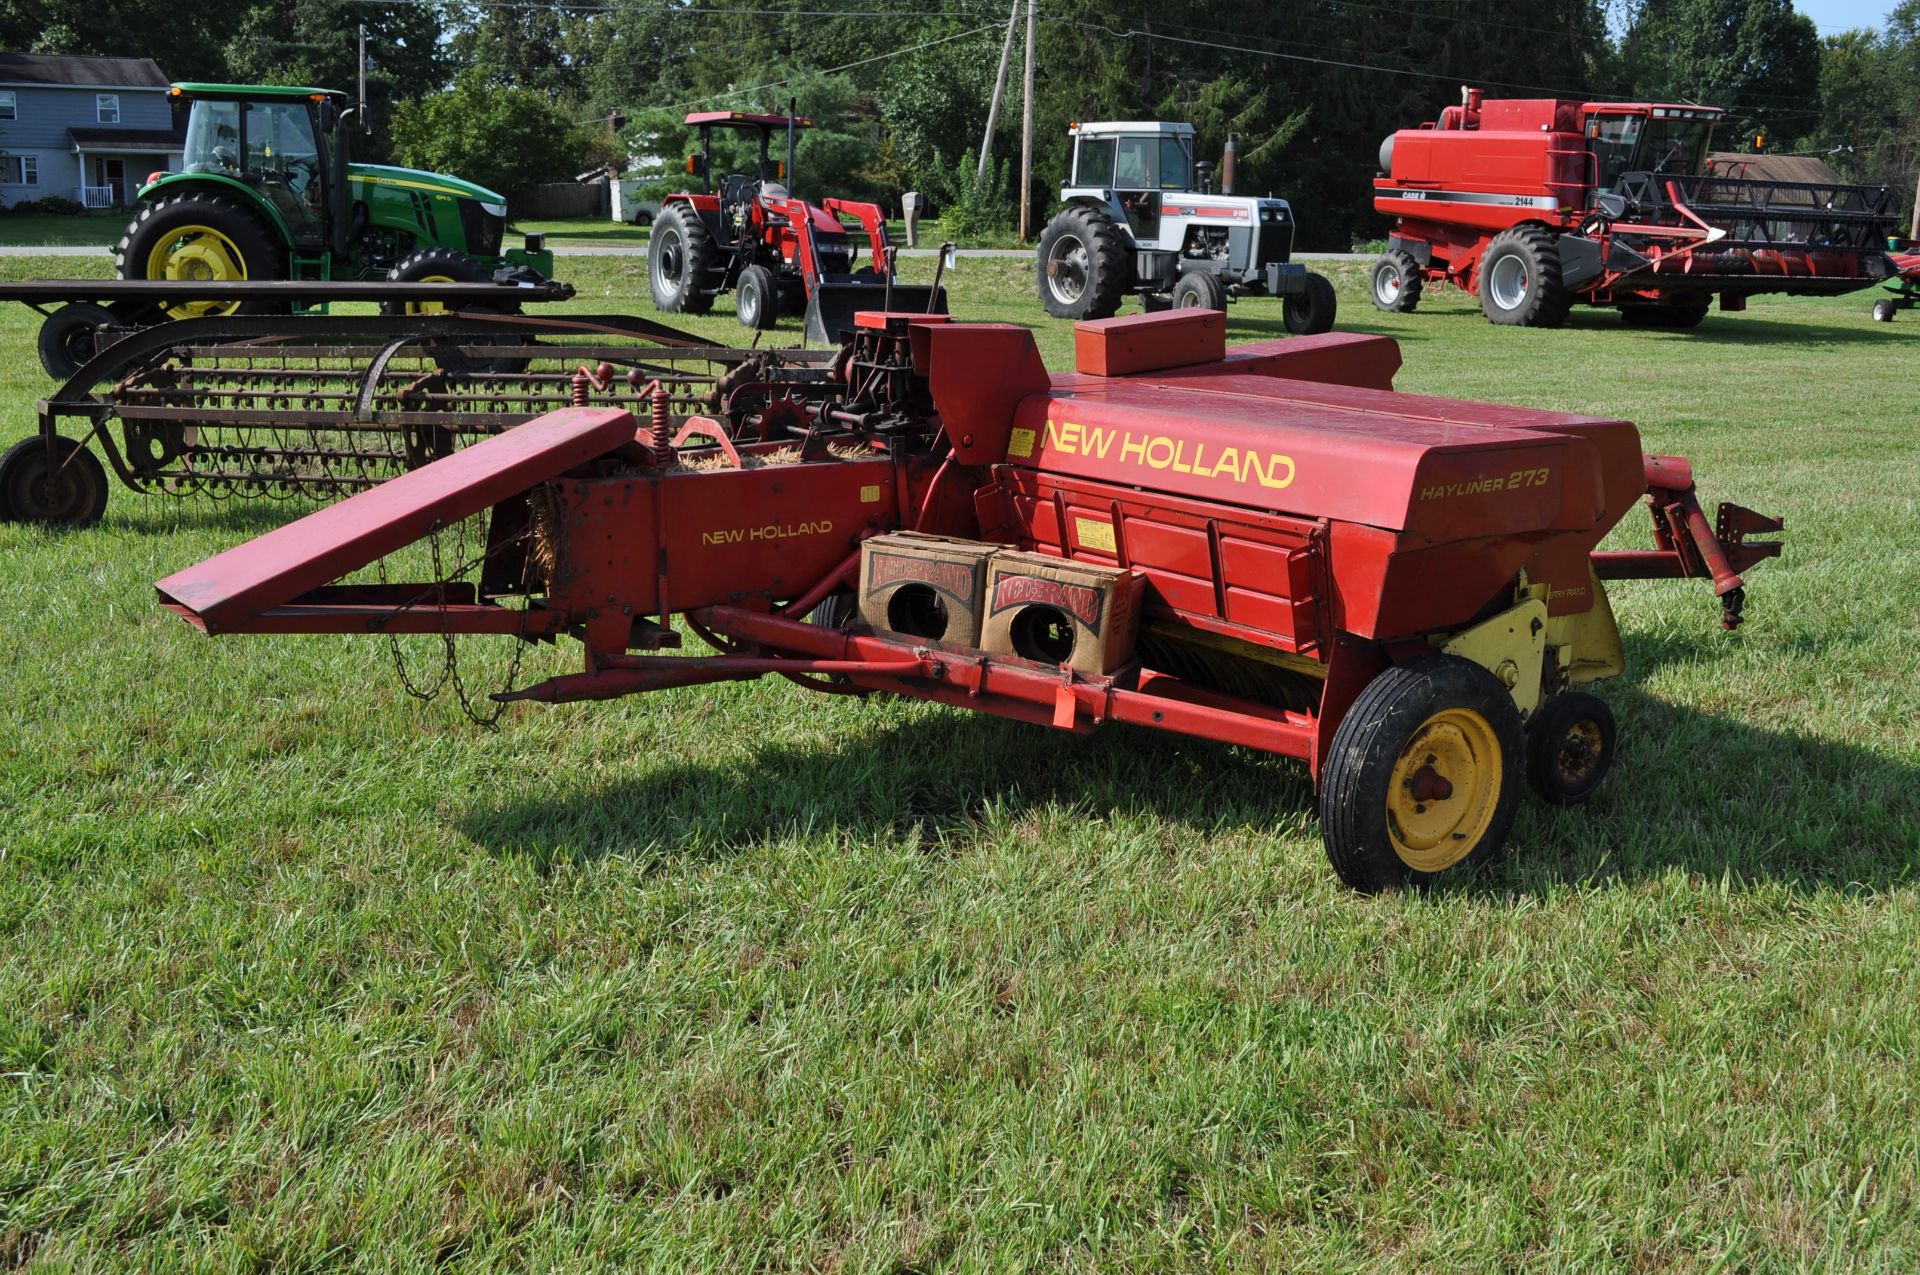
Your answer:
[1319,655,1525,892]
[1170,271,1226,310]
[648,204,716,315]
[383,248,531,374]
[114,191,287,318]
[736,263,780,330]
[1524,691,1617,806]
[0,435,110,528]
[1283,272,1339,335]
[37,303,116,381]
[379,247,493,315]
[1872,298,1897,322]
[1477,226,1570,327]
[1370,250,1423,313]
[1036,205,1130,320]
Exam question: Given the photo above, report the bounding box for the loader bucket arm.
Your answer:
[157,407,638,634]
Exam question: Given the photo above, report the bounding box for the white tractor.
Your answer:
[1035,121,1336,331]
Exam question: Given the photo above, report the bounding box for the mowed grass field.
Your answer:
[1,250,1918,1271]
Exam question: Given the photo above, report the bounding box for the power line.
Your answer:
[666,21,1002,109]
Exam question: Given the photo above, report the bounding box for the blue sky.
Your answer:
[1795,0,1898,32]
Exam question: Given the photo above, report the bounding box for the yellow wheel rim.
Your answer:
[1385,707,1504,873]
[148,224,249,319]
[404,273,458,316]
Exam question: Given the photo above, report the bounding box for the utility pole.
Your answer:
[1018,0,1037,242]
[1911,171,1919,241]
[357,25,370,132]
[976,0,1020,187]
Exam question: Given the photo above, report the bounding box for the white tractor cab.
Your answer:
[1035,121,1335,332]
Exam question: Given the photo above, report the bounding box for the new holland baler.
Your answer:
[154,311,1780,890]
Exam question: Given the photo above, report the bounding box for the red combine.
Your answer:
[1372,88,1901,327]
[647,111,945,343]
[154,310,1779,890]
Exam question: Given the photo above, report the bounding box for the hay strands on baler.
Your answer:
[156,310,1782,891]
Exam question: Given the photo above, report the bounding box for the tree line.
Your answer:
[0,0,1913,246]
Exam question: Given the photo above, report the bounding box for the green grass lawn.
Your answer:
[510,217,650,247]
[2,252,1918,1269]
[0,212,126,249]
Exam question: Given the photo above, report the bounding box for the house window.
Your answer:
[0,156,39,185]
[96,93,119,124]
[0,92,15,121]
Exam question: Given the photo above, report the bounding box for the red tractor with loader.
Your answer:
[1372,88,1901,327]
[152,306,1779,891]
[647,111,944,343]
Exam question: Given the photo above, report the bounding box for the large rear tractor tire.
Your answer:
[1478,226,1571,328]
[1319,655,1525,892]
[1036,205,1130,320]
[0,435,110,528]
[1370,250,1423,313]
[1283,271,1339,335]
[648,205,716,316]
[115,192,286,320]
[1170,271,1226,311]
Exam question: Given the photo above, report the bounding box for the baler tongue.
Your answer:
[156,406,637,635]
[805,282,948,344]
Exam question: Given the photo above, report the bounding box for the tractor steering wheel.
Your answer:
[720,174,761,212]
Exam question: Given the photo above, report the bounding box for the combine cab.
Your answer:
[647,111,944,343]
[1372,89,1900,327]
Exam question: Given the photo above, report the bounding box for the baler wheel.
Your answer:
[0,435,109,528]
[37,303,116,380]
[1523,692,1616,806]
[1319,655,1523,892]
[1171,272,1226,310]
[1478,226,1570,328]
[1370,251,1423,313]
[1873,298,1897,322]
[1036,205,1129,320]
[649,205,717,315]
[1284,272,1339,335]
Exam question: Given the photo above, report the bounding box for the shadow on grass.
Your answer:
[461,626,1918,894]
[521,228,651,246]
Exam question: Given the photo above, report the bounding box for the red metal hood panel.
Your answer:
[157,407,638,635]
[1010,374,1606,538]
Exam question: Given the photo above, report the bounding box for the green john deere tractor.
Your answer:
[114,83,554,319]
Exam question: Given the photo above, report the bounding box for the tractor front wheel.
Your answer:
[1319,655,1524,892]
[1524,692,1616,805]
[380,247,493,316]
[649,206,716,315]
[1283,272,1338,335]
[1371,250,1423,313]
[735,264,780,330]
[1873,297,1898,322]
[115,192,286,320]
[1170,271,1225,310]
[1036,205,1129,320]
[0,435,110,528]
[1478,226,1570,328]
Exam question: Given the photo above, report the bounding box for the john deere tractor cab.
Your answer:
[115,83,553,318]
[648,111,941,342]
[1035,121,1335,332]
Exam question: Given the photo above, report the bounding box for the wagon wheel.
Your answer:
[1319,655,1524,891]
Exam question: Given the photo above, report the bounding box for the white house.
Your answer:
[0,52,183,208]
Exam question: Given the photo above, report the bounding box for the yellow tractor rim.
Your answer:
[405,273,458,316]
[149,224,248,319]
[1385,707,1503,873]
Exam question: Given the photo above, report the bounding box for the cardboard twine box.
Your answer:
[857,531,1001,645]
[982,550,1145,676]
